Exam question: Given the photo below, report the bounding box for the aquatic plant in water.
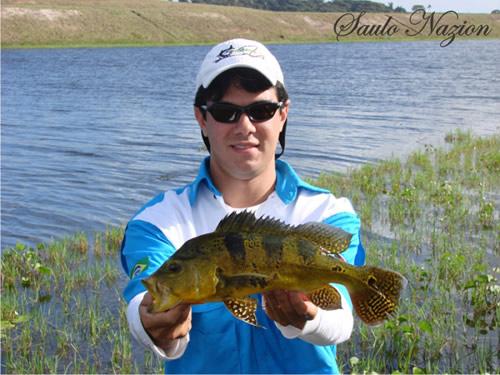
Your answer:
[1,130,498,373]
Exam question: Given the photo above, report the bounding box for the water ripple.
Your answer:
[2,41,500,248]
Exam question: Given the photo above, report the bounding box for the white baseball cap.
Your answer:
[195,38,284,90]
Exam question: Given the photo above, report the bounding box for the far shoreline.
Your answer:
[2,2,499,50]
[3,35,499,50]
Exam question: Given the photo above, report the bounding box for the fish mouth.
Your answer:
[142,276,160,296]
[142,277,179,313]
[150,294,182,313]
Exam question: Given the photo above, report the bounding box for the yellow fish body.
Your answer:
[143,211,406,326]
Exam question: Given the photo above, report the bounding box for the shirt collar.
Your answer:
[274,159,329,204]
[188,157,328,206]
[188,157,221,205]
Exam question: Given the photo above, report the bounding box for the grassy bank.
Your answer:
[314,130,499,372]
[1,130,499,373]
[2,0,500,48]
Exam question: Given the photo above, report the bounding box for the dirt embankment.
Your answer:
[2,0,499,47]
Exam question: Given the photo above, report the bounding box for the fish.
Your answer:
[142,211,406,327]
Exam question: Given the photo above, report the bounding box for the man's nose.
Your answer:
[234,112,257,135]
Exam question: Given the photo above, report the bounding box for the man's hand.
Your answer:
[139,293,192,353]
[263,290,318,330]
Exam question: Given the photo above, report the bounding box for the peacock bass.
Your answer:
[142,211,406,327]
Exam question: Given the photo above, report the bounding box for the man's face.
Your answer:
[195,82,288,186]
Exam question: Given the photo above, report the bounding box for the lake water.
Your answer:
[1,40,499,249]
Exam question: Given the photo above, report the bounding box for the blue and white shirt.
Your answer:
[121,157,365,374]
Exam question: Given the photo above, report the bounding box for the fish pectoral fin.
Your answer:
[307,285,342,310]
[224,297,263,328]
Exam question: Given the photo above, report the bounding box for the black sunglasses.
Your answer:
[200,101,284,123]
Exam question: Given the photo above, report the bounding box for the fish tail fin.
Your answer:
[349,266,407,325]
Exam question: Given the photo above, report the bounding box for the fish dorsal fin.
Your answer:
[294,222,353,254]
[216,211,291,236]
[216,212,352,253]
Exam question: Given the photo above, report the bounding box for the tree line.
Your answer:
[180,0,408,13]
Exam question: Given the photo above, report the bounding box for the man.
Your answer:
[121,38,365,373]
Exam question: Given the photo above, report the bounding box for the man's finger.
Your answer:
[264,292,286,324]
[169,303,192,323]
[288,292,308,316]
[140,293,191,326]
[275,291,294,315]
[140,292,153,307]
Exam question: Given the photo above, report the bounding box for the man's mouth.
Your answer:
[231,142,258,150]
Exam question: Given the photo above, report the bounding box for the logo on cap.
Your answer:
[215,44,265,63]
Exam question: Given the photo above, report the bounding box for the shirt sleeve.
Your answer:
[121,218,189,359]
[121,219,176,303]
[126,292,189,360]
[273,290,353,345]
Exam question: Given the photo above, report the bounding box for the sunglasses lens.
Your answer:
[248,103,280,122]
[206,102,281,123]
[209,104,240,123]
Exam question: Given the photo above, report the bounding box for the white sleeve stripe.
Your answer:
[126,292,189,360]
[273,290,353,346]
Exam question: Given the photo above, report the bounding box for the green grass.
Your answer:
[314,130,499,373]
[1,130,498,373]
[0,230,163,373]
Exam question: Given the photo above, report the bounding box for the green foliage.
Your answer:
[187,0,394,13]
[478,198,495,229]
[1,132,498,373]
[0,227,163,373]
[316,131,499,373]
[463,271,499,335]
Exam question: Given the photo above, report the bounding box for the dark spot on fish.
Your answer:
[225,233,246,263]
[298,239,316,265]
[367,275,378,290]
[224,275,269,289]
[175,237,208,260]
[215,267,226,288]
[331,265,343,273]
[262,236,283,264]
[249,276,268,288]
[216,266,226,280]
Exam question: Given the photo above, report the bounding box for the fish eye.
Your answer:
[167,262,182,273]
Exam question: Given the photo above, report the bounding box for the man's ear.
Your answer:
[279,99,290,129]
[194,106,208,137]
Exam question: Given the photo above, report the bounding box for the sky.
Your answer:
[388,0,500,13]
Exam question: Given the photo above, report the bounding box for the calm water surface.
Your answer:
[2,40,499,248]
